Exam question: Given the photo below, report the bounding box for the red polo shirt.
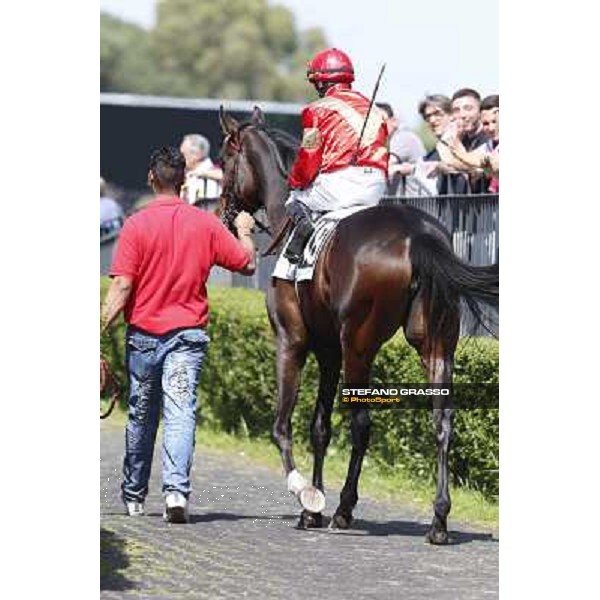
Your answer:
[110,195,250,334]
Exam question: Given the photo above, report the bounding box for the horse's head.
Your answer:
[218,105,267,234]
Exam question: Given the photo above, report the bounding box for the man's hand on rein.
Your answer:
[234,211,255,237]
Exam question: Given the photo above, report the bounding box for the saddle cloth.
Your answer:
[272,206,368,282]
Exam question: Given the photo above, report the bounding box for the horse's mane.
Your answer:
[239,120,299,173]
[266,128,299,171]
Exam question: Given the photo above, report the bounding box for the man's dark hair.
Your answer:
[418,94,452,119]
[451,88,481,104]
[149,146,186,190]
[376,102,394,119]
[481,94,499,111]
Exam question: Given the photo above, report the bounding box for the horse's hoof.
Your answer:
[299,486,326,514]
[329,512,353,530]
[297,510,324,529]
[426,527,449,545]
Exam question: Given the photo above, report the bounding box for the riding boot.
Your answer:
[284,215,314,264]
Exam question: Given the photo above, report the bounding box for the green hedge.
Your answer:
[101,279,499,499]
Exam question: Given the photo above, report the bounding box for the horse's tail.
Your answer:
[409,232,498,338]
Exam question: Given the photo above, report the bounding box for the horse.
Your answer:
[217,105,498,544]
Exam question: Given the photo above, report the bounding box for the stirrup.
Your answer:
[284,218,314,263]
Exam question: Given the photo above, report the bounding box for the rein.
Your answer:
[262,216,293,257]
[253,215,272,235]
[100,357,122,419]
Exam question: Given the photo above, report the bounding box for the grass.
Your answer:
[103,408,498,532]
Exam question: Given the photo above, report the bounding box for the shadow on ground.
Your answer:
[353,519,497,544]
[146,511,298,524]
[297,517,498,545]
[103,510,496,546]
[100,528,137,592]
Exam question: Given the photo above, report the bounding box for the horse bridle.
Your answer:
[220,130,265,234]
[220,125,290,237]
[219,133,246,228]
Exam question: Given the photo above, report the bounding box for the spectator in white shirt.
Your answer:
[179,134,223,204]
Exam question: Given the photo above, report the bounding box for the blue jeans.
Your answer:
[121,326,210,503]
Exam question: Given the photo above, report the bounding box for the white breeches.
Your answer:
[286,166,386,213]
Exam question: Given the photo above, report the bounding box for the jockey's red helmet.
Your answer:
[306,48,355,84]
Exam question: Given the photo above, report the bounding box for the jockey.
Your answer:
[284,48,390,263]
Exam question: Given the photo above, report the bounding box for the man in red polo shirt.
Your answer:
[101,146,255,523]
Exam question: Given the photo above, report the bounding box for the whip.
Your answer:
[351,63,386,165]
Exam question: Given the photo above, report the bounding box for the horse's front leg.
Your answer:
[272,331,307,476]
[268,282,320,511]
[298,345,341,529]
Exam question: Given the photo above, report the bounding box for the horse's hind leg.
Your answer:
[299,345,342,529]
[405,290,460,545]
[424,358,455,545]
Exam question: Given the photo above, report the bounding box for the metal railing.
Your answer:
[381,194,499,267]
[382,194,499,336]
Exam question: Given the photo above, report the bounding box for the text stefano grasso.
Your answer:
[341,388,450,396]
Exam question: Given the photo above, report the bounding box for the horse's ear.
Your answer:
[251,105,265,127]
[219,105,239,135]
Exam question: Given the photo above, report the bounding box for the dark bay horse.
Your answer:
[218,106,498,544]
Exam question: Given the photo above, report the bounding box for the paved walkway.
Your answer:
[101,421,498,599]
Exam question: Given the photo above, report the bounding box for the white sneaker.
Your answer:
[125,501,145,517]
[163,491,188,523]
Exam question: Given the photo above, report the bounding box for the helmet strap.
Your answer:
[314,81,328,97]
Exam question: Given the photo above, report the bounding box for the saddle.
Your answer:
[272,206,368,282]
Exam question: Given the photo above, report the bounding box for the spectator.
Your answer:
[179,134,223,204]
[100,146,256,523]
[100,176,124,236]
[440,95,499,192]
[385,95,454,196]
[430,88,490,194]
[376,102,425,164]
[481,95,499,192]
[451,88,488,150]
[481,94,500,149]
[419,94,454,144]
[377,102,426,195]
